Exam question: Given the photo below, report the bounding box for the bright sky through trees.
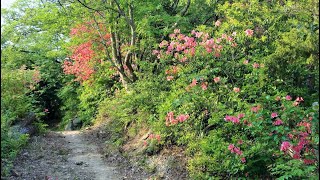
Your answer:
[1,0,16,8]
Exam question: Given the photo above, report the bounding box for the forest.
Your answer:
[1,0,319,179]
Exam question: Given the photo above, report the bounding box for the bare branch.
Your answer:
[180,0,190,16]
[171,0,179,11]
[76,0,118,13]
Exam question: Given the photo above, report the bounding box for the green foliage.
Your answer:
[1,68,38,125]
[1,67,39,176]
[1,0,319,179]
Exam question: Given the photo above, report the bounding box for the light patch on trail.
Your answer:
[61,131,120,180]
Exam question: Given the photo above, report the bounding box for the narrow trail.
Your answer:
[61,130,120,180]
[8,129,121,180]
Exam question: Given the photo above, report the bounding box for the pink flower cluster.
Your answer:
[201,82,208,90]
[281,126,315,164]
[228,144,246,163]
[155,29,238,64]
[213,77,220,83]
[228,144,243,155]
[245,29,254,37]
[293,96,304,106]
[271,112,278,118]
[148,134,161,142]
[273,119,283,126]
[165,111,190,126]
[251,105,261,113]
[165,66,179,81]
[224,113,245,124]
[185,79,208,91]
[32,69,41,83]
[280,141,291,152]
[233,87,240,93]
[185,79,198,91]
[143,134,161,146]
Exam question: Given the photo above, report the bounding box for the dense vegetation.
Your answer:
[1,0,319,178]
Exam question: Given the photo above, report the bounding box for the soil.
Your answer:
[6,122,188,180]
[6,124,147,180]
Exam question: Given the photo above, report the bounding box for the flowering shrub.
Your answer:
[63,22,111,82]
[151,24,319,178]
[1,66,42,176]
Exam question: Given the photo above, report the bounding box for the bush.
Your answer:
[1,66,41,176]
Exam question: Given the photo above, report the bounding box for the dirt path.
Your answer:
[61,131,120,180]
[8,130,121,180]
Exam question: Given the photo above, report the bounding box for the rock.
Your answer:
[65,117,83,130]
[21,112,36,127]
[75,161,84,165]
[10,169,19,177]
[64,121,72,131]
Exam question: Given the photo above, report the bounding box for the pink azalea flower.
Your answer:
[273,119,283,126]
[195,31,203,38]
[190,79,197,87]
[275,96,281,101]
[225,115,240,124]
[228,144,235,151]
[251,106,260,113]
[231,116,240,124]
[271,112,278,118]
[167,76,174,81]
[177,34,185,40]
[214,52,221,57]
[224,115,232,122]
[241,157,246,163]
[293,101,299,106]
[152,50,159,55]
[201,82,208,90]
[252,62,260,68]
[293,153,300,159]
[227,36,233,42]
[238,113,245,119]
[213,77,220,83]
[221,34,227,39]
[169,33,176,39]
[166,112,175,122]
[176,44,185,52]
[304,159,315,165]
[295,97,304,102]
[215,20,221,27]
[285,95,292,101]
[280,141,291,151]
[177,114,190,122]
[231,43,237,47]
[174,29,180,34]
[155,135,161,142]
[233,147,242,155]
[233,87,240,93]
[245,29,254,37]
[238,139,243,144]
[216,38,221,43]
[159,40,168,48]
[179,57,187,63]
[44,109,49,113]
[228,144,242,155]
